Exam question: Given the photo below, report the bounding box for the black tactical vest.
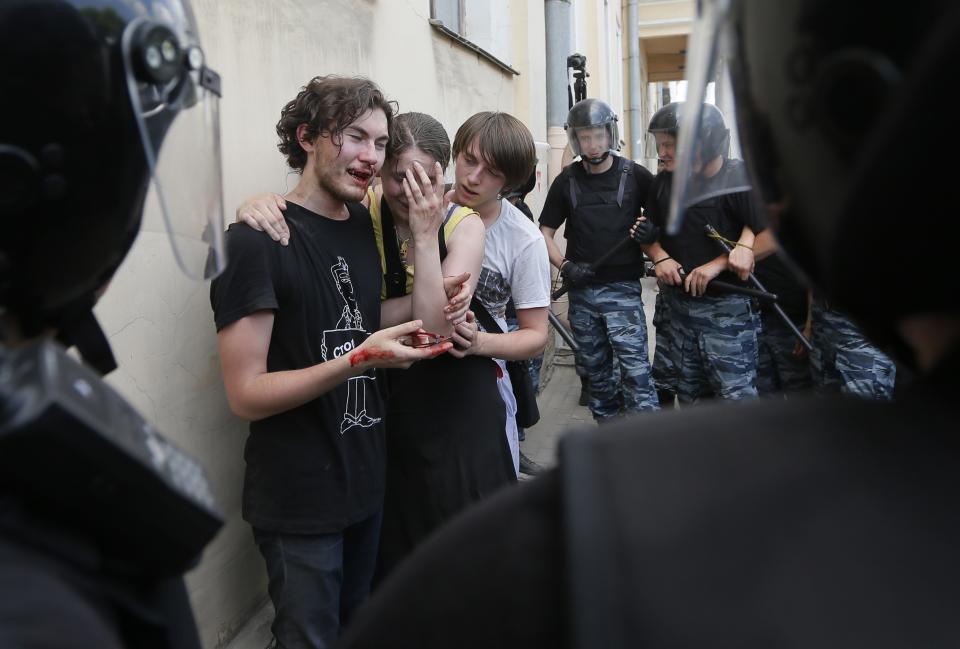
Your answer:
[564,157,645,268]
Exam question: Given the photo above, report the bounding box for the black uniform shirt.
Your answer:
[647,159,766,284]
[540,156,653,282]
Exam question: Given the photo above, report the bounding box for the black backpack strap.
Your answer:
[379,198,406,299]
[616,157,630,208]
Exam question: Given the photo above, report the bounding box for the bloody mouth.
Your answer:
[348,169,373,186]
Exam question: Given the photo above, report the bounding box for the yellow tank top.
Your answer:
[369,186,476,299]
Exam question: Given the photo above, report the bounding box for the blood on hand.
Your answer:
[349,349,395,367]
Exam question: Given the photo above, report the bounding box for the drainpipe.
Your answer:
[544,0,572,184]
[626,0,642,161]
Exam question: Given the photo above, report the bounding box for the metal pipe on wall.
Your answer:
[626,0,642,161]
[544,0,572,130]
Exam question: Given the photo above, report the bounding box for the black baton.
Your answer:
[677,272,778,302]
[547,310,580,352]
[705,224,812,352]
[551,235,635,300]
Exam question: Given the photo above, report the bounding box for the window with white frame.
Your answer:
[430,0,515,73]
[432,0,464,34]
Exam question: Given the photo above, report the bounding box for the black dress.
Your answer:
[372,198,516,582]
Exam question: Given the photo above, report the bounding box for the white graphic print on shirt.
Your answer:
[320,256,382,434]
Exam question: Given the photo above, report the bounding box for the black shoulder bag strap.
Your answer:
[379,198,406,299]
[469,296,504,335]
[381,201,455,299]
[437,204,456,261]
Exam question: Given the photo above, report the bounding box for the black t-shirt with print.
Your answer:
[210,201,385,534]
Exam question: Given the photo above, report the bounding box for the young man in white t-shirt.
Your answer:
[445,112,552,474]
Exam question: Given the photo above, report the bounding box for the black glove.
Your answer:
[560,261,595,287]
[630,217,660,245]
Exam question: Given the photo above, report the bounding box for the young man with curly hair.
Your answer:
[210,76,450,649]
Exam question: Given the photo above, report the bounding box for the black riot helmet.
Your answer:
[648,102,680,136]
[680,0,959,359]
[565,98,620,166]
[648,101,730,170]
[0,0,225,372]
[647,102,680,172]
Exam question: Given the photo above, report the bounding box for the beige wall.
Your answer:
[94,1,547,646]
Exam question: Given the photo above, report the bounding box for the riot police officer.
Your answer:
[539,98,659,421]
[639,101,765,404]
[1,0,225,645]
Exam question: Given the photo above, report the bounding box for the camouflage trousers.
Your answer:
[809,300,896,400]
[667,288,760,404]
[568,281,659,421]
[757,312,813,396]
[652,286,680,392]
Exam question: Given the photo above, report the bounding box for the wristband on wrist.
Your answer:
[653,256,673,266]
[734,242,754,251]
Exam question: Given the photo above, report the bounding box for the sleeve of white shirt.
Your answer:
[510,234,551,311]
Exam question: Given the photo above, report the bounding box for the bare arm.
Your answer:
[380,273,473,328]
[435,214,484,312]
[406,162,481,335]
[753,228,779,261]
[642,241,683,286]
[236,193,290,245]
[471,306,549,361]
[235,188,375,246]
[413,214,486,336]
[218,311,451,421]
[539,225,567,270]
[727,225,756,280]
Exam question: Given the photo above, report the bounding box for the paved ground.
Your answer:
[518,351,593,475]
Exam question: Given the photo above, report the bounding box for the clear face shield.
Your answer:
[666,0,751,234]
[120,1,226,280]
[567,121,619,164]
[647,129,677,174]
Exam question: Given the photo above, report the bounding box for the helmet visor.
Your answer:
[666,0,751,234]
[121,15,226,281]
[567,121,619,161]
[646,129,677,174]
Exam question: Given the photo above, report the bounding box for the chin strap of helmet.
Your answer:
[584,151,611,166]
